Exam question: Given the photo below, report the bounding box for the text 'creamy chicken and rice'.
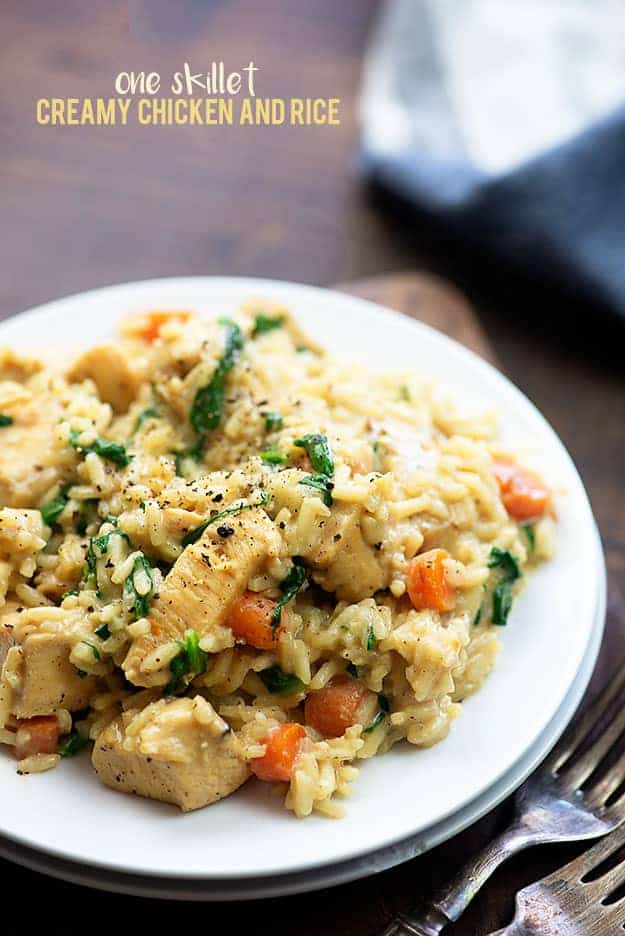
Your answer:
[0,304,555,818]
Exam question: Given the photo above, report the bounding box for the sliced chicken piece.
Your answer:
[123,507,282,687]
[0,348,43,383]
[0,623,14,671]
[0,601,20,670]
[4,632,96,718]
[67,343,143,412]
[298,504,388,602]
[92,695,250,811]
[0,508,47,560]
[0,392,62,507]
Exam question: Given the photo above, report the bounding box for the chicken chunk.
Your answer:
[0,348,43,383]
[299,505,388,602]
[67,343,143,412]
[92,696,250,811]
[0,508,47,563]
[0,391,63,507]
[0,602,20,670]
[0,622,14,671]
[5,631,96,718]
[123,508,282,687]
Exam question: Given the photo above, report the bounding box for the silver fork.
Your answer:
[489,818,625,934]
[380,659,625,936]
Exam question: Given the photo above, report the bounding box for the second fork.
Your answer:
[381,658,625,935]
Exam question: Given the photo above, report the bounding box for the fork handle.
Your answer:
[380,823,532,935]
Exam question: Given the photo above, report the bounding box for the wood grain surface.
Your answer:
[0,273,619,936]
[1,2,625,934]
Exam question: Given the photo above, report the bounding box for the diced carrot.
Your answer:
[225,591,279,650]
[250,723,307,782]
[130,310,191,343]
[304,675,371,738]
[407,548,456,613]
[14,716,59,760]
[493,458,551,521]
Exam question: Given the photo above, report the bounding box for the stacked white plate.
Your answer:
[0,279,606,899]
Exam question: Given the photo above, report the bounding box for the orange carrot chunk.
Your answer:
[225,591,279,650]
[407,548,456,613]
[304,675,370,738]
[14,716,60,760]
[493,458,550,521]
[131,310,191,343]
[250,723,307,782]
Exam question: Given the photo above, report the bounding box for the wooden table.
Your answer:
[2,2,624,933]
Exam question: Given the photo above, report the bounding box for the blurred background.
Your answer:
[1,2,624,932]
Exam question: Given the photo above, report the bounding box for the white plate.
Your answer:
[0,531,605,899]
[0,277,604,896]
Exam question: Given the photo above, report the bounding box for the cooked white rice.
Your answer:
[0,302,555,817]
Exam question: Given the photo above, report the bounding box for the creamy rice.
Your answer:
[0,302,555,817]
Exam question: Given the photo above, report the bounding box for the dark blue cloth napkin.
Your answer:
[364,105,625,323]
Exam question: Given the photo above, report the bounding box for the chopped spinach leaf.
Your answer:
[83,537,99,591]
[363,711,385,734]
[366,622,377,652]
[181,490,269,548]
[164,629,207,695]
[493,580,514,627]
[293,433,334,477]
[260,448,287,465]
[488,547,521,581]
[86,527,149,609]
[271,558,308,632]
[94,623,111,640]
[523,523,536,552]
[363,694,389,734]
[187,435,206,460]
[259,665,304,695]
[62,588,80,599]
[91,528,130,558]
[298,474,334,507]
[295,434,334,507]
[173,435,206,475]
[124,553,155,618]
[264,411,283,432]
[252,313,285,337]
[133,405,158,435]
[69,429,133,467]
[345,662,359,678]
[76,498,98,536]
[173,451,185,476]
[82,640,101,661]
[41,483,72,527]
[59,731,89,757]
[473,605,483,627]
[190,319,243,434]
[0,414,13,427]
[488,547,521,626]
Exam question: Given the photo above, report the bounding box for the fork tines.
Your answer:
[546,661,625,809]
[547,820,625,924]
